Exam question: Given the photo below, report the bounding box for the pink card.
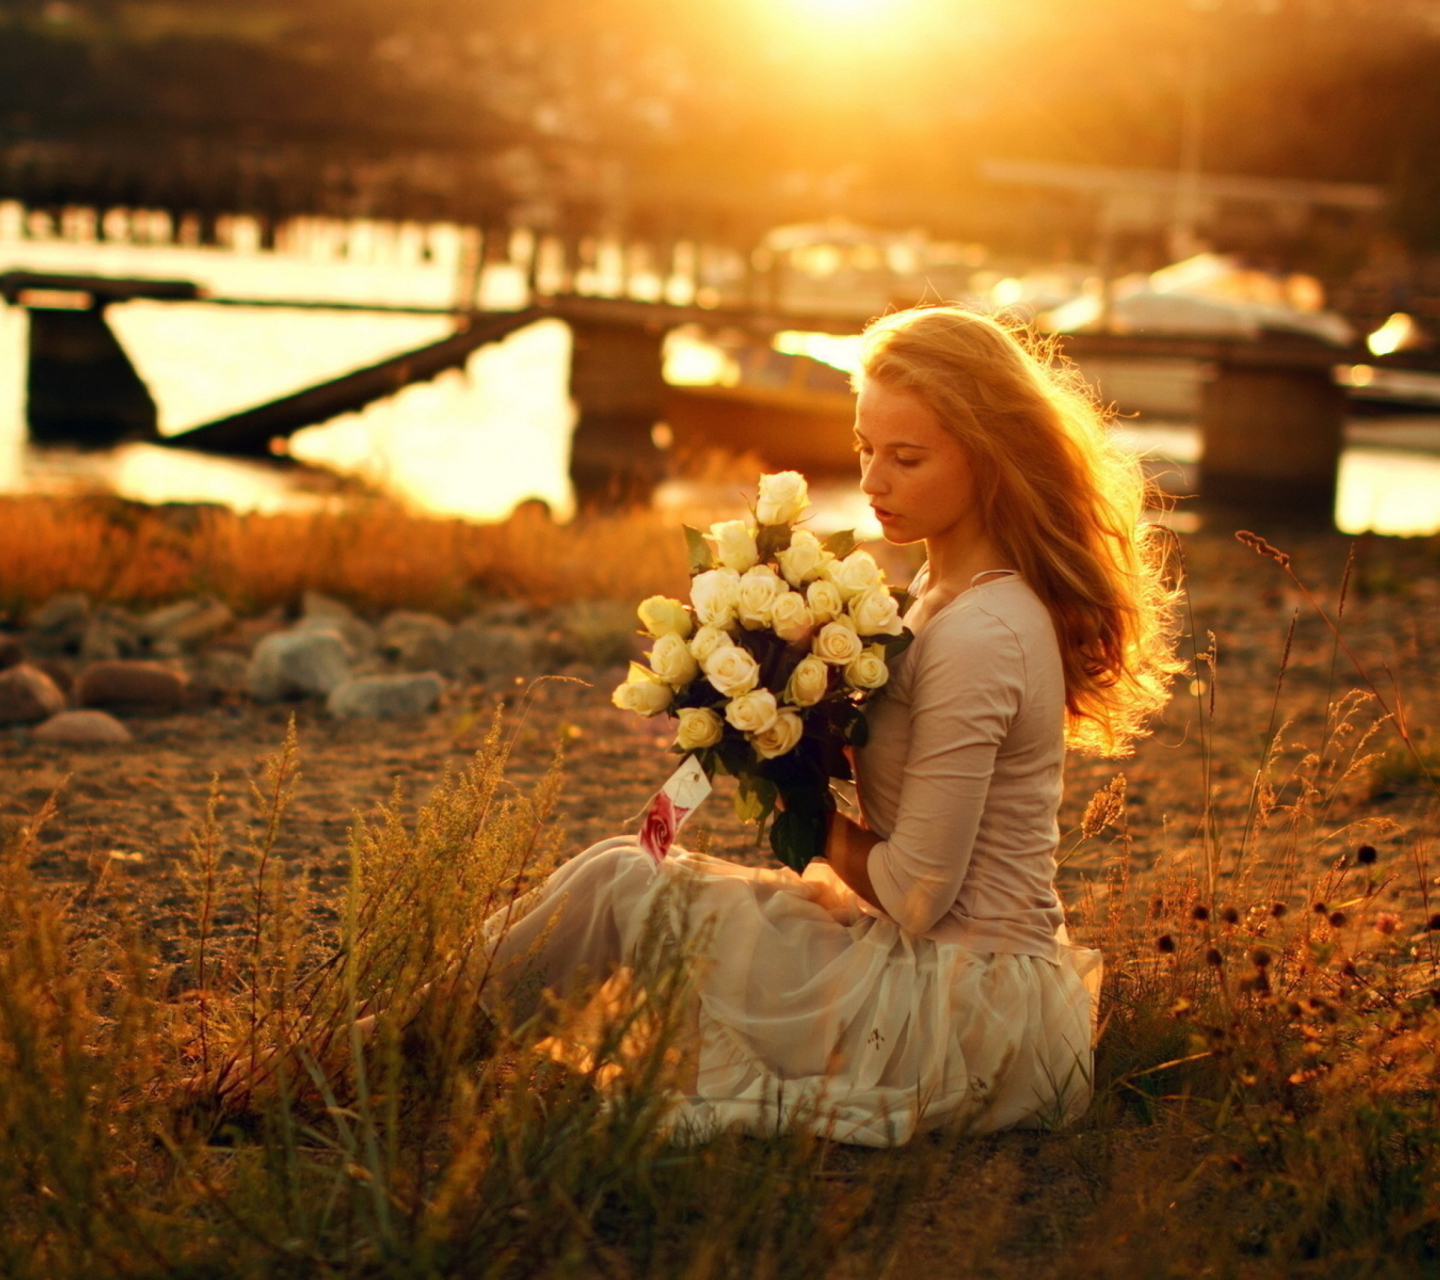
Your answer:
[637,755,712,868]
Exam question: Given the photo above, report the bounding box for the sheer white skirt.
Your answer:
[479,838,1102,1148]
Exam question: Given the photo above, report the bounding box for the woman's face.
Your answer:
[854,377,983,549]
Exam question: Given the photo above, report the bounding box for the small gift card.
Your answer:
[637,755,712,869]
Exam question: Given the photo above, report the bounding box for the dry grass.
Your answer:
[0,495,691,618]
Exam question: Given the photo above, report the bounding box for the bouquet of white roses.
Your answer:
[612,470,912,873]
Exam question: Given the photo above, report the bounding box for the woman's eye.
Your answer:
[895,455,918,468]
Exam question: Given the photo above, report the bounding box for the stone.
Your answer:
[75,660,188,714]
[141,597,235,648]
[445,620,541,684]
[550,599,642,667]
[189,650,251,699]
[378,611,453,672]
[0,636,24,670]
[33,709,133,745]
[297,611,376,658]
[0,664,67,724]
[327,672,445,719]
[26,592,92,655]
[79,608,143,663]
[248,629,351,702]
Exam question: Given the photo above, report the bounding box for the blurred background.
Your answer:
[3,0,1440,535]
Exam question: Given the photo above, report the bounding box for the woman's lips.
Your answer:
[872,507,896,522]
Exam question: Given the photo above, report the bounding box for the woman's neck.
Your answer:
[923,533,1006,599]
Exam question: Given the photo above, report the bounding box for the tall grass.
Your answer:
[2,525,1439,1276]
[0,495,690,618]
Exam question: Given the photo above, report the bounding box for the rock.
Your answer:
[550,599,641,667]
[445,619,541,684]
[0,636,24,670]
[378,611,453,672]
[26,592,91,655]
[189,650,251,699]
[248,629,351,702]
[75,660,188,714]
[0,664,67,724]
[34,659,73,696]
[33,709,133,745]
[470,599,534,627]
[301,592,377,656]
[327,672,445,719]
[141,597,235,648]
[79,607,144,664]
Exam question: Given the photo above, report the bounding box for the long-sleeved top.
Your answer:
[855,570,1067,961]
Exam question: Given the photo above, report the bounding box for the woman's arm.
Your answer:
[823,810,882,909]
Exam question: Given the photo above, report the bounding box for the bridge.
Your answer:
[3,267,1436,528]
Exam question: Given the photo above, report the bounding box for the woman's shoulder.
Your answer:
[922,575,1052,646]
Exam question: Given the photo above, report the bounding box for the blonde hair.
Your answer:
[857,305,1181,756]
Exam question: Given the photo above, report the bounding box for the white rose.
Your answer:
[725,688,779,735]
[822,549,883,600]
[736,565,787,629]
[675,705,724,750]
[703,643,761,697]
[844,644,890,690]
[806,578,844,623]
[708,519,759,573]
[756,471,810,526]
[848,583,905,637]
[784,654,830,707]
[611,664,673,716]
[648,632,700,686]
[637,595,693,639]
[770,591,815,643]
[813,619,864,666]
[689,624,731,665]
[752,707,804,760]
[776,528,831,587]
[690,567,742,628]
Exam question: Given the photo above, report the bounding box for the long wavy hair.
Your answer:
[856,305,1182,756]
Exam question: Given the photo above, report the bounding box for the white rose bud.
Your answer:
[776,528,831,587]
[822,549,884,600]
[708,519,759,573]
[690,567,742,628]
[806,577,844,623]
[752,707,804,760]
[703,643,761,697]
[648,632,700,686]
[784,654,830,707]
[770,591,815,643]
[611,664,674,716]
[813,619,864,666]
[736,565,787,629]
[725,688,780,735]
[637,595,693,639]
[848,583,905,637]
[844,644,890,690]
[675,705,724,751]
[689,623,731,666]
[756,470,810,526]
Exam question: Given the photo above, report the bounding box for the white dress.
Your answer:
[478,571,1102,1147]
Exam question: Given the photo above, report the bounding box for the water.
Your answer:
[3,214,1439,536]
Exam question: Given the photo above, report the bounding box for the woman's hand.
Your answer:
[823,810,883,911]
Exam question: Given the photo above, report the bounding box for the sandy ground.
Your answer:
[3,529,1439,956]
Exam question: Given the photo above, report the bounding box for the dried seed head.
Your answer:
[1221,906,1240,925]
[1340,960,1358,977]
[1425,914,1440,932]
[1374,912,1401,937]
[1192,904,1210,922]
[1270,902,1288,918]
[1329,911,1348,928]
[1156,934,1176,954]
[1206,947,1224,967]
[1313,902,1328,915]
[1150,896,1166,920]
[1234,530,1292,568]
[1251,947,1272,968]
[1356,844,1378,866]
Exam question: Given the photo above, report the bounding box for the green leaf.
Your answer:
[822,529,857,558]
[845,711,871,748]
[768,786,835,874]
[734,774,779,826]
[876,630,914,660]
[684,525,716,574]
[755,523,792,562]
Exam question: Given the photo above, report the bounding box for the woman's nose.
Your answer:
[859,459,886,496]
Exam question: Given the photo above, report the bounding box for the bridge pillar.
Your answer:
[26,304,159,448]
[1199,362,1344,527]
[567,318,668,507]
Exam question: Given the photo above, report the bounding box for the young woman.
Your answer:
[472,305,1180,1146]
